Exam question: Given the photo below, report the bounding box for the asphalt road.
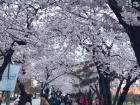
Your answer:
[1,98,40,105]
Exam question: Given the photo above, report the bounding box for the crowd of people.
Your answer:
[40,87,99,105]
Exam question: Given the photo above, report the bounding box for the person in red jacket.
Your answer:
[79,94,87,105]
[95,97,100,105]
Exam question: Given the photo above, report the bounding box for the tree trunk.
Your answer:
[0,48,14,80]
[104,78,112,105]
[113,79,124,105]
[127,26,140,66]
[117,76,138,105]
[98,70,112,105]
[95,61,112,105]
[117,83,130,105]
[105,0,140,105]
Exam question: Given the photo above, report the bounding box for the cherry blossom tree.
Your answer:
[0,1,139,105]
[41,1,140,105]
[106,0,140,66]
[0,0,45,80]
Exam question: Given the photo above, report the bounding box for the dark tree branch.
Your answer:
[107,0,128,27]
[45,67,50,81]
[107,0,140,66]
[113,78,124,105]
[130,73,140,85]
[90,85,100,98]
[117,73,139,105]
[15,40,27,45]
[0,40,26,80]
[45,72,67,85]
[0,49,5,57]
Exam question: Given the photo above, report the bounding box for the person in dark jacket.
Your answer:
[48,94,57,105]
[40,94,49,105]
[56,96,61,105]
[64,94,72,105]
[26,94,32,105]
[87,90,93,105]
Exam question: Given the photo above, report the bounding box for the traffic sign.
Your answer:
[0,64,21,91]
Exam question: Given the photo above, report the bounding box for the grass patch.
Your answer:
[123,102,140,105]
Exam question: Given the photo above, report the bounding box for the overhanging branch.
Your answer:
[107,0,128,27]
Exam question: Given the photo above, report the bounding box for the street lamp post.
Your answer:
[6,63,11,105]
[6,91,10,105]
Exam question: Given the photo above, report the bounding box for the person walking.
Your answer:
[48,94,57,105]
[40,94,49,105]
[95,97,100,105]
[64,94,72,105]
[87,90,93,105]
[71,96,78,105]
[26,94,32,105]
[25,102,31,105]
[79,94,87,105]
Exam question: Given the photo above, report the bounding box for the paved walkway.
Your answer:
[1,98,40,105]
